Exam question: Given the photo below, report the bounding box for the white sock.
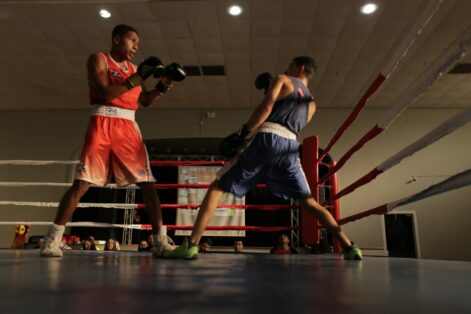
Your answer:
[48,223,65,242]
[157,225,167,237]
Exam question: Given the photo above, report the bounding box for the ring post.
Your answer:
[300,136,321,246]
[329,160,342,253]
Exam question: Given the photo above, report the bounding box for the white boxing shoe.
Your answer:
[40,224,65,258]
[152,226,177,258]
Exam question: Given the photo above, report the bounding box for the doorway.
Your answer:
[384,213,419,258]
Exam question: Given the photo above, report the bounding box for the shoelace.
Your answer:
[163,235,176,247]
[153,235,177,255]
[155,235,176,249]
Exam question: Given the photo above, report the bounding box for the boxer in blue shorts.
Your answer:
[168,56,362,260]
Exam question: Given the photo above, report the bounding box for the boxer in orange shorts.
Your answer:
[40,24,185,258]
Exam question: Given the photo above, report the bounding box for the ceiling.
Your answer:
[0,0,470,110]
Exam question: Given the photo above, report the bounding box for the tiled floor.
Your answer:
[0,249,470,314]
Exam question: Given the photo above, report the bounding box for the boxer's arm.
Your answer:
[87,53,130,102]
[138,87,165,107]
[245,75,287,131]
[306,100,317,124]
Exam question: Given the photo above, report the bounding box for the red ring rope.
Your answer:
[318,75,386,162]
[137,204,301,210]
[141,225,295,232]
[150,161,225,166]
[155,183,268,189]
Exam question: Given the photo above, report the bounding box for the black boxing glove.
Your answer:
[165,62,187,82]
[254,72,273,95]
[125,56,165,89]
[154,62,187,94]
[155,78,171,94]
[219,124,251,158]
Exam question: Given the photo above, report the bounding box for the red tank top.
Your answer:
[89,52,142,111]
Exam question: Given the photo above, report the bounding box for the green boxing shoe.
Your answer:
[161,238,199,260]
[343,243,363,260]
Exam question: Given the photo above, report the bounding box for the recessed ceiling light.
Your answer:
[228,5,242,16]
[99,9,111,19]
[360,3,377,15]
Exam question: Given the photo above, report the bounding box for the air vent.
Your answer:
[201,65,225,76]
[448,63,471,74]
[183,66,201,76]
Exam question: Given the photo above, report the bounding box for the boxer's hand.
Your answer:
[164,62,186,82]
[154,62,186,95]
[254,72,273,95]
[219,124,251,158]
[155,77,174,94]
[125,56,164,89]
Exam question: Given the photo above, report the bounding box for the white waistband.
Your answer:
[257,122,297,140]
[91,105,135,121]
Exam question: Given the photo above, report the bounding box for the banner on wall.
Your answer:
[176,166,245,237]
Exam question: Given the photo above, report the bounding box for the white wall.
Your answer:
[0,108,470,261]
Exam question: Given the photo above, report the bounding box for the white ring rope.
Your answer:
[378,106,471,171]
[5,169,470,229]
[0,221,148,230]
[318,35,471,186]
[329,106,471,202]
[0,182,137,189]
[318,0,444,162]
[0,201,138,209]
[327,106,471,203]
[381,0,444,77]
[0,182,72,187]
[379,35,471,129]
[340,168,471,225]
[0,160,79,165]
[388,168,471,210]
[4,167,469,229]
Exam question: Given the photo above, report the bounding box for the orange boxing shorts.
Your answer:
[75,105,156,187]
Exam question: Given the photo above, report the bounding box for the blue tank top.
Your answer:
[266,76,312,135]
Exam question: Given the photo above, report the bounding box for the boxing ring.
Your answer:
[0,249,470,313]
[1,2,471,312]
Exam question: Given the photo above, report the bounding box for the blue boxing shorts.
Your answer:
[217,124,311,200]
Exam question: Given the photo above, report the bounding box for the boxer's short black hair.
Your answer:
[293,56,316,79]
[112,24,139,39]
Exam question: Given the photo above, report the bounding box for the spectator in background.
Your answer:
[199,237,212,253]
[147,234,154,250]
[38,237,45,249]
[61,234,81,249]
[104,238,119,251]
[138,240,150,252]
[270,234,297,254]
[82,236,97,251]
[234,239,244,253]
